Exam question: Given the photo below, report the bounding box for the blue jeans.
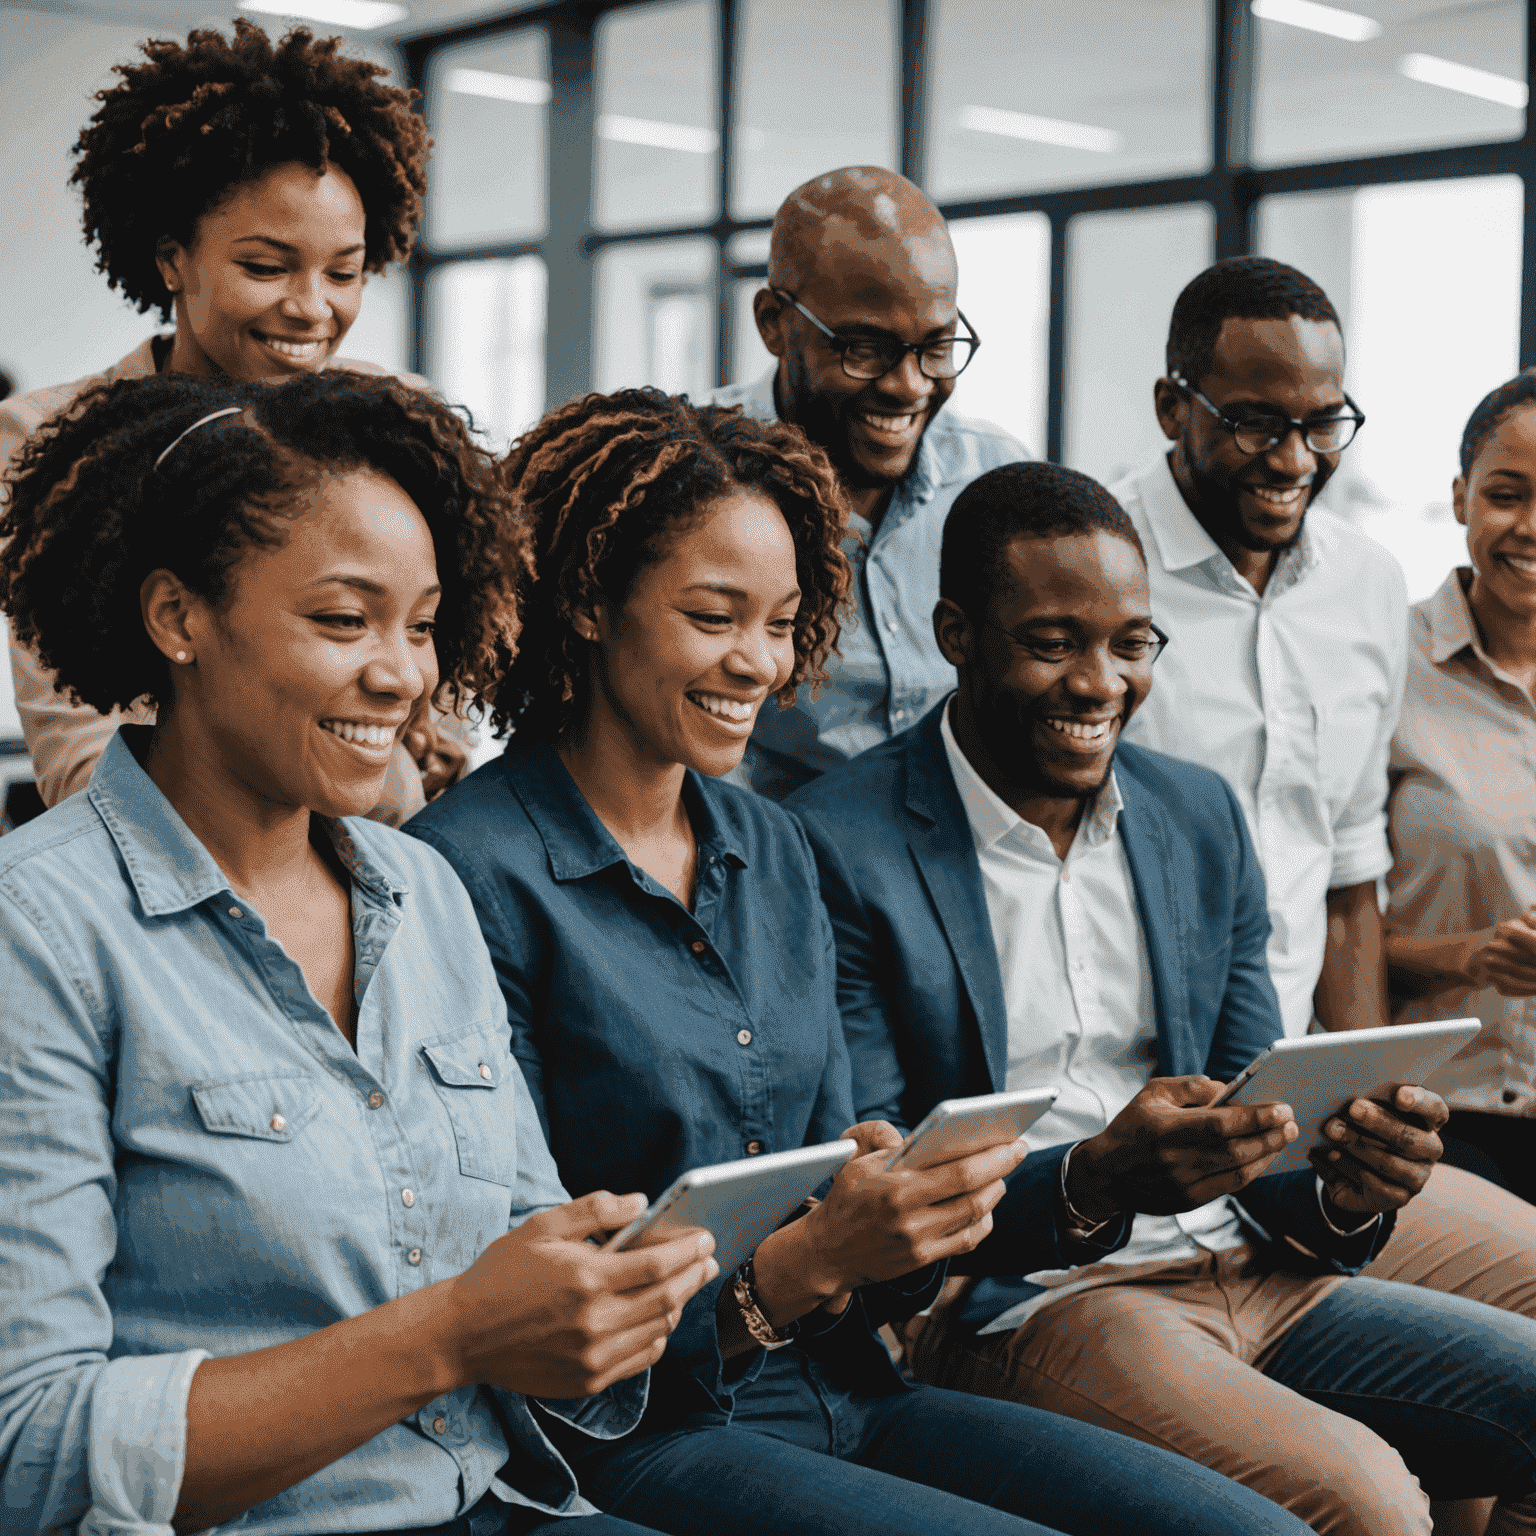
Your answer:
[1260,1276,1536,1505]
[561,1346,1309,1536]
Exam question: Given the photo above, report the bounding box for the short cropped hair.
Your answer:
[1460,369,1536,475]
[1167,256,1341,387]
[71,19,430,320]
[940,461,1143,619]
[0,371,527,718]
[493,389,853,741]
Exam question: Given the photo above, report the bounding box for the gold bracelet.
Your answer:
[731,1254,799,1350]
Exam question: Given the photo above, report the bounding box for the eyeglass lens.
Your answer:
[840,337,975,381]
[1232,417,1359,455]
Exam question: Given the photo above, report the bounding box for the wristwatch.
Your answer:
[1059,1142,1117,1243]
[731,1254,799,1350]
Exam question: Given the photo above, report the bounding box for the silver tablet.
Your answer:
[1212,1018,1482,1179]
[885,1088,1059,1172]
[601,1139,857,1274]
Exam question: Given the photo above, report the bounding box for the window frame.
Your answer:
[400,0,1536,460]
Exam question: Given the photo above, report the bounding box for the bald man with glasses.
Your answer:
[707,165,1027,800]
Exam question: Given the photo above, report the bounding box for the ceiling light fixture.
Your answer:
[1250,0,1381,43]
[959,104,1121,154]
[1398,52,1528,109]
[445,67,549,104]
[239,0,407,30]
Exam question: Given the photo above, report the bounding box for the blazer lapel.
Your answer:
[1116,762,1198,1077]
[903,712,1011,1092]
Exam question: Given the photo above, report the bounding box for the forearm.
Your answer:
[177,1282,459,1532]
[1315,882,1388,1032]
[715,1221,847,1361]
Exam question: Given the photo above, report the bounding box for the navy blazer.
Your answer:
[787,702,1393,1316]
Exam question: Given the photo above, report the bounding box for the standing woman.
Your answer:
[407,389,1310,1536]
[0,18,459,819]
[1385,370,1536,1204]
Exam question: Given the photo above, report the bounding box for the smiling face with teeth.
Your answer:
[937,530,1157,828]
[567,488,801,783]
[1456,402,1536,634]
[1156,315,1348,591]
[141,467,440,820]
[155,162,367,384]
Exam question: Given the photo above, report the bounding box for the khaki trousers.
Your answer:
[912,1166,1536,1536]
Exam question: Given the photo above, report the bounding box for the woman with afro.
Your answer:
[0,18,462,821]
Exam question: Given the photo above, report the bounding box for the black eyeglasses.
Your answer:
[771,288,981,382]
[983,621,1170,667]
[1171,373,1366,456]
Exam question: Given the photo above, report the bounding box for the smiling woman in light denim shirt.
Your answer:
[0,370,714,1536]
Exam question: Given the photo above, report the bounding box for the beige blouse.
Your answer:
[1387,566,1536,1115]
[0,337,440,826]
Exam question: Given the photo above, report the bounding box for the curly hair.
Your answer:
[485,389,853,741]
[0,370,528,719]
[71,18,429,320]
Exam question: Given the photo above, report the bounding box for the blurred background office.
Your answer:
[0,0,1530,771]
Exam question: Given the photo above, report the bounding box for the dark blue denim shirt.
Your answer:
[408,740,940,1422]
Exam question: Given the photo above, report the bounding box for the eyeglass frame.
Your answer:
[769,287,982,382]
[981,618,1171,667]
[1169,372,1366,456]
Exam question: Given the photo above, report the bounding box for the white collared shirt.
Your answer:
[1114,454,1408,1037]
[938,704,1245,1317]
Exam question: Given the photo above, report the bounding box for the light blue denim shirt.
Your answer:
[704,368,1028,798]
[0,728,644,1536]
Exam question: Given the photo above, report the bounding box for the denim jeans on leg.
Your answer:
[1260,1275,1536,1524]
[571,1347,1308,1536]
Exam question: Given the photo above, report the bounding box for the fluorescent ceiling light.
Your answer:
[959,104,1121,154]
[239,0,406,30]
[1398,52,1528,109]
[598,114,718,155]
[446,68,549,105]
[1250,0,1381,43]
[444,74,716,154]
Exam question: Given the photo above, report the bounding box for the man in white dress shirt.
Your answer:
[1111,256,1404,1041]
[790,462,1536,1536]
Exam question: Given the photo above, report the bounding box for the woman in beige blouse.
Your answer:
[0,19,463,822]
[1386,369,1536,1204]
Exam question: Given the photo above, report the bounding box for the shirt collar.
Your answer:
[1424,566,1480,666]
[504,737,748,882]
[938,697,1123,854]
[1135,452,1323,592]
[87,727,408,917]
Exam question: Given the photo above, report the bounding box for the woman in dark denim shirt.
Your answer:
[408,389,1308,1536]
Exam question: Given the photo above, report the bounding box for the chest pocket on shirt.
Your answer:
[421,1027,516,1187]
[191,1073,321,1142]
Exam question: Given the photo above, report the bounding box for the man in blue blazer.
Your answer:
[787,461,1536,1536]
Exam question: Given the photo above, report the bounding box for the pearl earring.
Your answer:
[174,650,188,663]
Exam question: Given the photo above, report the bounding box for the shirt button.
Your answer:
[228,906,242,918]
[746,1140,764,1155]
[690,940,707,956]
[269,1113,286,1132]
[407,1248,422,1266]
[478,1063,492,1080]
[367,1092,384,1110]
[432,1416,447,1434]
[1505,1090,1519,1104]
[737,1029,752,1046]
[886,618,899,634]
[401,1189,416,1207]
